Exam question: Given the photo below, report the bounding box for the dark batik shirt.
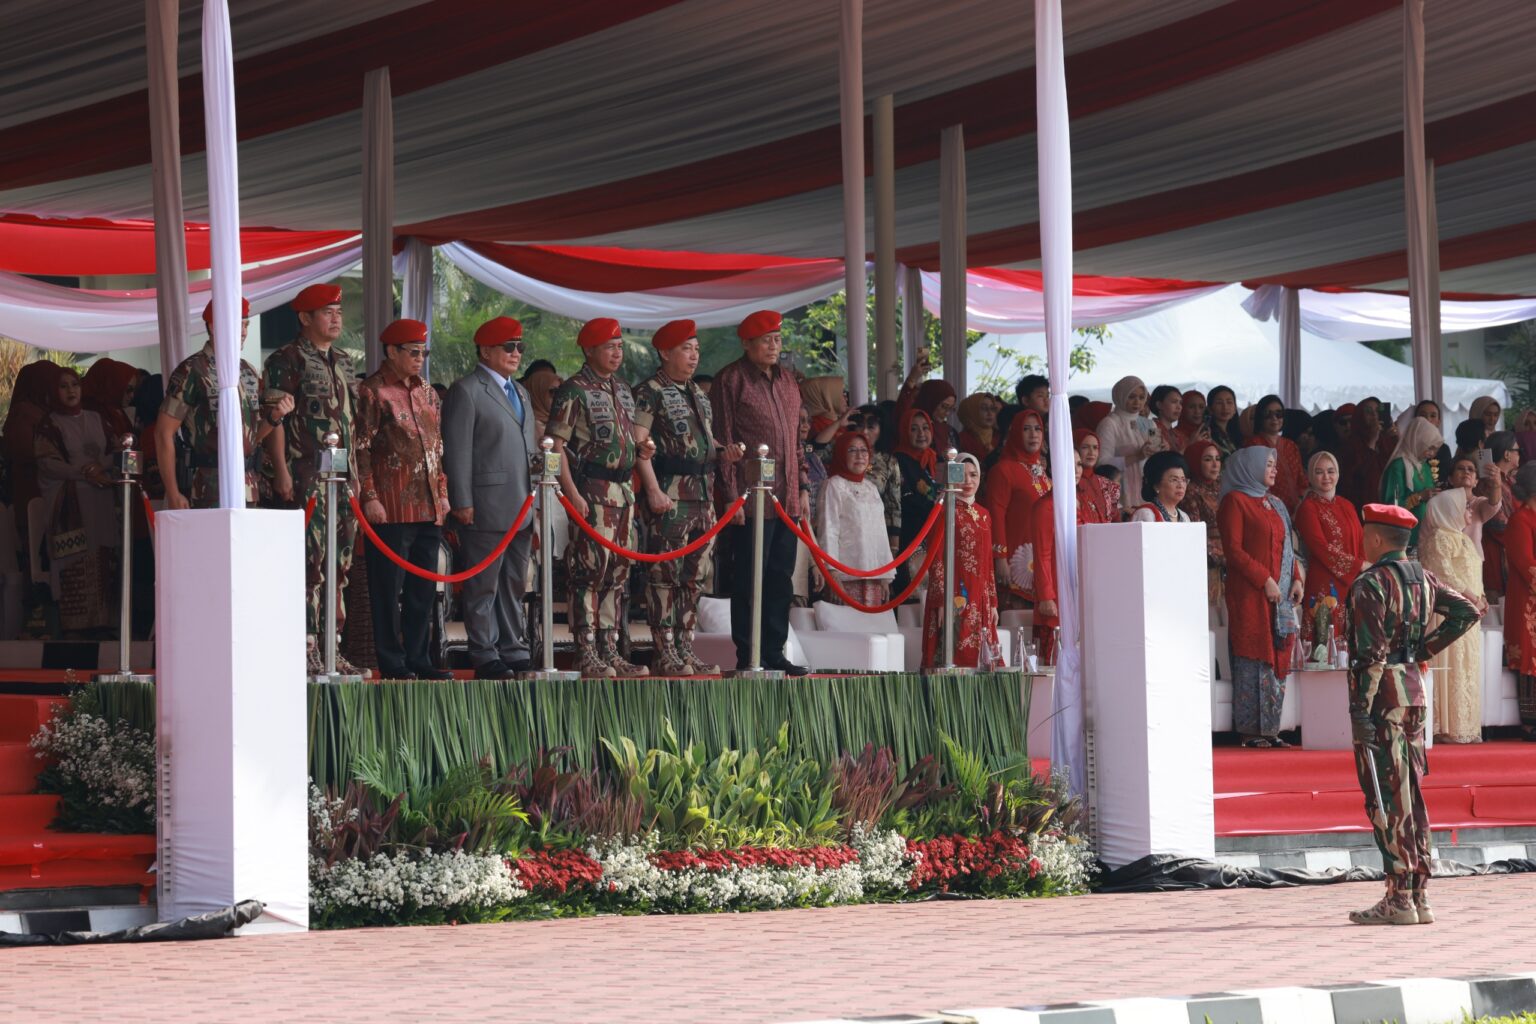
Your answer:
[354,364,448,524]
[709,356,801,513]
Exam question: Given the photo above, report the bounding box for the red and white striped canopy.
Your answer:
[2,0,1534,294]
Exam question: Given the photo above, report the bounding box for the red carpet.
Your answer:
[1214,740,1536,836]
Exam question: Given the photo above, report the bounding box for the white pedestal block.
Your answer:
[1081,522,1214,868]
[155,509,308,933]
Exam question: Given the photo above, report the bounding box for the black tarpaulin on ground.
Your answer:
[0,899,265,945]
[1096,854,1536,893]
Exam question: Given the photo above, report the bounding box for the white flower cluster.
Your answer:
[310,849,526,915]
[847,824,918,895]
[1032,832,1099,893]
[30,711,155,810]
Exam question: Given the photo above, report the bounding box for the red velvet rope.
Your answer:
[558,492,746,563]
[304,495,317,527]
[349,493,534,583]
[142,492,317,528]
[810,527,942,613]
[771,496,941,578]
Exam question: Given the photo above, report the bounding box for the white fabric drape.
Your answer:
[1277,286,1301,409]
[0,240,361,353]
[202,0,244,510]
[873,95,897,401]
[1403,0,1440,405]
[437,242,846,329]
[838,0,868,407]
[920,272,1223,333]
[939,125,967,399]
[1243,284,1536,343]
[362,67,394,374]
[901,264,923,377]
[145,0,189,379]
[1035,0,1085,800]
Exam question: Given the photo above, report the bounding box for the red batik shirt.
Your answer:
[354,364,449,524]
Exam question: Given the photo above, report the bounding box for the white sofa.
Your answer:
[788,605,904,673]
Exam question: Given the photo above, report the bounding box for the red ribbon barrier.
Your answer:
[558,493,746,563]
[810,529,942,613]
[349,493,534,584]
[304,495,318,528]
[771,496,941,578]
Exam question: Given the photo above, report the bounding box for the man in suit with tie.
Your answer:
[442,316,538,679]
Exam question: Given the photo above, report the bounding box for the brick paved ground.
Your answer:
[1,874,1532,1023]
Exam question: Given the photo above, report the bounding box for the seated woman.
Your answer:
[1181,439,1226,613]
[1131,450,1191,523]
[1292,451,1368,654]
[1093,463,1123,515]
[983,410,1051,607]
[921,454,999,669]
[1380,415,1444,548]
[893,408,940,592]
[816,432,894,607]
[1419,488,1487,744]
[1032,449,1084,664]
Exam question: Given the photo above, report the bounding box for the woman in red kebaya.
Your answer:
[1292,450,1368,652]
[982,409,1050,607]
[1339,396,1392,510]
[1175,389,1210,448]
[1032,449,1085,663]
[1073,429,1114,524]
[922,454,999,669]
[1244,393,1309,512]
[1181,439,1226,612]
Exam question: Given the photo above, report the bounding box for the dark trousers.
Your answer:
[729,518,797,668]
[366,521,442,674]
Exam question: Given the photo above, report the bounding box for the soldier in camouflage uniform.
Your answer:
[261,282,366,676]
[155,297,292,509]
[633,320,745,676]
[1346,503,1480,925]
[547,318,654,678]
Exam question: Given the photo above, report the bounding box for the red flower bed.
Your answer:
[512,849,604,896]
[906,832,1041,892]
[649,845,859,874]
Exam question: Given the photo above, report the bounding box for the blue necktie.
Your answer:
[504,380,524,424]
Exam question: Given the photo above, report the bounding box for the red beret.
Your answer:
[473,317,523,347]
[737,309,782,341]
[202,296,250,324]
[381,319,428,346]
[578,317,622,349]
[652,319,696,352]
[1362,503,1418,530]
[290,283,343,312]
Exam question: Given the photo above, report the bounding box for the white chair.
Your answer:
[692,596,810,673]
[805,602,905,671]
[1482,627,1520,726]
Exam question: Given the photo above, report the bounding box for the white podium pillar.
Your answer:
[155,509,308,932]
[1081,522,1215,868]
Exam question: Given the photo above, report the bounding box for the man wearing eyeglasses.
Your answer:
[442,316,539,680]
[355,319,451,679]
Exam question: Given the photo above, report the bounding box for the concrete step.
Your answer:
[0,903,155,936]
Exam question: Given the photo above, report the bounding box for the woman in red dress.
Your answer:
[922,454,1000,669]
[1175,389,1210,449]
[1181,439,1226,612]
[982,410,1050,607]
[1032,449,1085,663]
[956,394,999,461]
[1244,394,1308,513]
[1073,429,1114,524]
[1219,445,1305,747]
[1504,463,1536,740]
[1292,450,1369,655]
[1339,397,1392,510]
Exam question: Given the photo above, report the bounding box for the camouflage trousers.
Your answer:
[568,502,634,634]
[304,485,357,638]
[645,500,715,633]
[1353,706,1431,890]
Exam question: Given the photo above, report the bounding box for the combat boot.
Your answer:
[678,630,719,676]
[602,629,649,678]
[574,631,617,679]
[306,636,324,675]
[1348,882,1418,926]
[1413,890,1435,924]
[650,627,690,677]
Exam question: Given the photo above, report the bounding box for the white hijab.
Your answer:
[1387,415,1444,476]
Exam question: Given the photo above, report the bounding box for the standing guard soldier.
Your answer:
[1346,503,1480,926]
[633,320,744,676]
[548,318,654,678]
[156,297,292,509]
[262,282,365,676]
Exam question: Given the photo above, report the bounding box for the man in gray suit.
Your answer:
[442,316,538,679]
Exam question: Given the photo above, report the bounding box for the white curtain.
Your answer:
[920,271,1223,333]
[1277,286,1301,409]
[838,0,868,406]
[1036,0,1085,800]
[939,124,967,400]
[437,242,847,329]
[1243,284,1536,343]
[145,0,189,379]
[0,240,361,353]
[362,67,394,374]
[1403,0,1441,405]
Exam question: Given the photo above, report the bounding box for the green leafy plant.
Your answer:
[354,748,528,856]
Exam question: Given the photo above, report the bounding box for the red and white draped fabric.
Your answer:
[1243,284,1536,343]
[923,268,1224,334]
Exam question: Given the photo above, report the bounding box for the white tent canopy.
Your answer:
[966,285,1507,416]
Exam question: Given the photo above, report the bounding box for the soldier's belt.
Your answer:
[652,454,713,478]
[189,452,261,471]
[580,462,631,484]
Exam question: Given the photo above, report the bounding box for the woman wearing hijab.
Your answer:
[983,409,1051,606]
[894,408,940,592]
[896,375,958,454]
[35,367,119,635]
[1175,389,1209,448]
[1293,451,1368,654]
[1469,395,1503,435]
[81,359,140,442]
[816,431,895,606]
[1419,488,1486,744]
[1206,385,1242,458]
[922,453,999,669]
[1244,394,1309,512]
[1381,416,1444,547]
[1181,439,1226,611]
[1096,375,1161,512]
[3,360,65,539]
[1148,385,1184,454]
[1032,449,1085,663]
[1219,445,1304,748]
[1074,429,1115,524]
[1131,451,1191,523]
[956,393,1000,460]
[800,375,849,451]
[1340,397,1392,509]
[1503,463,1536,740]
[521,365,561,438]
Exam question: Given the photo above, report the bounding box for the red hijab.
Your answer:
[1073,428,1113,523]
[895,408,937,475]
[827,431,871,483]
[1175,389,1205,440]
[82,358,139,439]
[1004,409,1045,465]
[914,379,956,450]
[1183,438,1222,499]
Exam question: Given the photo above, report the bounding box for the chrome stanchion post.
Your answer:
[737,443,783,679]
[96,435,153,684]
[932,446,971,676]
[526,438,577,681]
[312,432,359,684]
